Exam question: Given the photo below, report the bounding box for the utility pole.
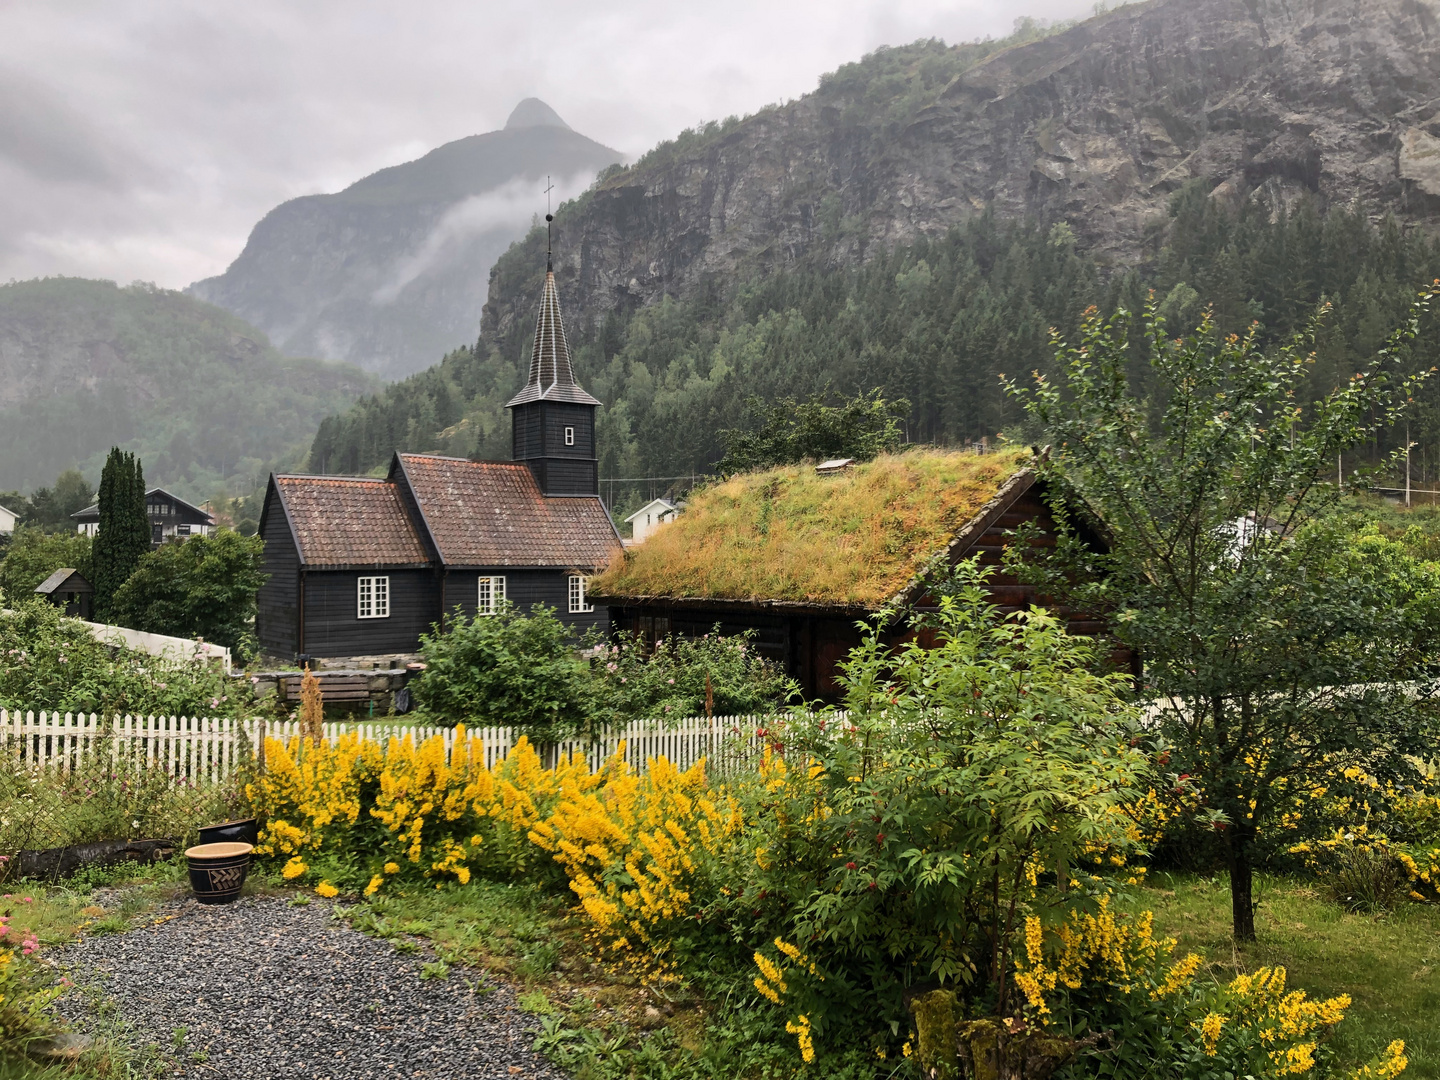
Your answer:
[1407,423,1412,507]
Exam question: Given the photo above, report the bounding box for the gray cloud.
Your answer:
[0,0,1095,289]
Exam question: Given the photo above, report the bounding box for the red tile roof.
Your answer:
[396,454,620,569]
[274,476,429,568]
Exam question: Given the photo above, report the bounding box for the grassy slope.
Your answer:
[1127,874,1440,1078]
[592,448,1028,604]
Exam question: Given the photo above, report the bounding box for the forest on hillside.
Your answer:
[309,182,1440,510]
[0,278,378,500]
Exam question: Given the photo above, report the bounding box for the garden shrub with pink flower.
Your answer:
[247,569,1410,1078]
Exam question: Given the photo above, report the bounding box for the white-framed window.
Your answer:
[358,576,390,619]
[478,575,506,615]
[568,575,593,614]
[177,524,192,537]
[564,426,575,446]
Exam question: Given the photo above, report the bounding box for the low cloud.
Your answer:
[0,0,1097,290]
[372,170,596,305]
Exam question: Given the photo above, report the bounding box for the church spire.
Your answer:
[504,212,600,408]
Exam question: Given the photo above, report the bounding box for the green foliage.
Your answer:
[716,389,908,473]
[107,530,266,661]
[589,629,795,723]
[92,448,148,621]
[1010,293,1440,940]
[726,561,1148,1044]
[4,469,96,533]
[412,608,795,732]
[312,188,1440,499]
[412,604,595,741]
[0,278,379,498]
[0,599,251,717]
[0,528,92,604]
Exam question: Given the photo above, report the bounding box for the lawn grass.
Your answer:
[1126,873,1440,1078]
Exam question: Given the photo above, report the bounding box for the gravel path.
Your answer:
[54,895,567,1080]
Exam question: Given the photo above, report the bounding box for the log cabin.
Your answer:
[254,257,623,662]
[590,449,1117,702]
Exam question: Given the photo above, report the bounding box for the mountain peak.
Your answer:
[505,98,571,132]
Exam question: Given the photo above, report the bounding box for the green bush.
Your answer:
[590,627,795,724]
[0,599,252,717]
[413,604,594,741]
[108,529,266,661]
[0,527,92,604]
[719,559,1150,1052]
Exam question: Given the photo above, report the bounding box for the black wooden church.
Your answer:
[256,251,622,661]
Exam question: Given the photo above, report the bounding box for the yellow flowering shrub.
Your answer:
[248,729,740,967]
[1007,900,1406,1079]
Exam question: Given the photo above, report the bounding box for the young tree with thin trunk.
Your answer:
[1008,291,1440,941]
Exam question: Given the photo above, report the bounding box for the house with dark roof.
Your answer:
[73,488,215,546]
[255,251,623,660]
[590,449,1119,701]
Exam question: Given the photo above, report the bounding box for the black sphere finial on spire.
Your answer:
[544,176,556,273]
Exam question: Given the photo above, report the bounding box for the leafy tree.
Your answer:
[1009,294,1440,940]
[717,389,909,473]
[0,528,92,604]
[412,604,595,742]
[24,469,95,531]
[108,530,266,660]
[92,449,147,621]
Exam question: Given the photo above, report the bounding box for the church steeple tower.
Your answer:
[505,212,600,496]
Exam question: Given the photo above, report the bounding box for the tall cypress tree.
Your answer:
[92,448,148,621]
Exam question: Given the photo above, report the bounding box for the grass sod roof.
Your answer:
[591,448,1030,608]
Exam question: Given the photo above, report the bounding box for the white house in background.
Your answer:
[0,504,18,535]
[72,488,215,546]
[624,498,680,543]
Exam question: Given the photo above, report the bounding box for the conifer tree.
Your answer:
[92,449,148,620]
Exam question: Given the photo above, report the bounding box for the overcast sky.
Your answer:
[0,0,1095,291]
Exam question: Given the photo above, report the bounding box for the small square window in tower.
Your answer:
[568,574,593,613]
[478,575,506,615]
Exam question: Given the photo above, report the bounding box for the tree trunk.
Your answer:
[1225,830,1257,941]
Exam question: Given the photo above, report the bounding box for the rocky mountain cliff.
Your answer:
[482,0,1440,347]
[190,100,622,379]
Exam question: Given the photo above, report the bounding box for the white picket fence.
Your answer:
[0,709,810,782]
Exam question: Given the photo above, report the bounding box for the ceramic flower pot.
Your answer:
[197,817,259,847]
[185,842,253,905]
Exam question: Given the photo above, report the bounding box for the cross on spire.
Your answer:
[544,175,555,272]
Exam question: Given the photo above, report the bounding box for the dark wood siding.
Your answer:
[257,497,300,658]
[512,403,542,458]
[449,569,609,635]
[301,569,441,657]
[541,402,595,458]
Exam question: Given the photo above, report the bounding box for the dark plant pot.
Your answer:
[185,842,253,905]
[197,817,259,847]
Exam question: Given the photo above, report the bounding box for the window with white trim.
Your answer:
[564,426,575,446]
[358,576,390,619]
[568,574,593,614]
[477,575,506,615]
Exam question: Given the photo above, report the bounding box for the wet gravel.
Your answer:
[54,895,566,1080]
